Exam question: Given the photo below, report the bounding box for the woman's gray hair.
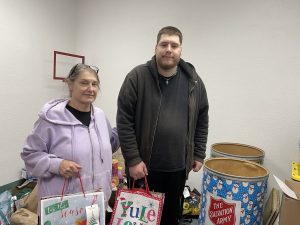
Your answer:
[66,63,99,83]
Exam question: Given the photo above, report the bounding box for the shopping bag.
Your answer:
[182,186,201,217]
[0,190,12,225]
[10,208,38,225]
[40,174,105,225]
[109,177,164,225]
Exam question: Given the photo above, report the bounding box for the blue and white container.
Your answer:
[198,158,269,225]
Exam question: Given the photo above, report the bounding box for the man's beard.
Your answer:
[157,57,180,70]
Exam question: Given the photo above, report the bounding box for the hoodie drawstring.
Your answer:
[94,122,104,163]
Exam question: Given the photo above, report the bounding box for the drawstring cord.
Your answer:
[94,121,104,162]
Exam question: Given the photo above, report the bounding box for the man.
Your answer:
[117,26,209,225]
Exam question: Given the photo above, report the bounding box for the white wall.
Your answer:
[0,0,77,184]
[0,0,299,195]
[76,0,300,191]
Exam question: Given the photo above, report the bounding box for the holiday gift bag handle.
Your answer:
[132,176,150,194]
[61,172,86,201]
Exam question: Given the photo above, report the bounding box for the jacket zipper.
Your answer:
[188,80,197,135]
[148,77,162,169]
[190,79,197,93]
[87,127,95,190]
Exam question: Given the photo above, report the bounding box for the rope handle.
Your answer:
[61,172,86,201]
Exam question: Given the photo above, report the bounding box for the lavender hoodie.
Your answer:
[21,99,119,210]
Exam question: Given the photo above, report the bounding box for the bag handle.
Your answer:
[61,172,85,201]
[132,176,150,194]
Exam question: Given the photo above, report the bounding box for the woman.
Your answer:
[21,63,119,212]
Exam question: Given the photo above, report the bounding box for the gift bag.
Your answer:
[40,175,105,225]
[10,208,38,225]
[0,190,12,225]
[109,177,164,225]
[182,186,201,217]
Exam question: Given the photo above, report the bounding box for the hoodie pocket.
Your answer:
[94,170,112,204]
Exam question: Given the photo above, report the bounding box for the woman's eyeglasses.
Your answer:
[69,64,99,77]
[88,65,99,74]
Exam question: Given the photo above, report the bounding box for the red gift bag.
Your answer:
[109,177,165,225]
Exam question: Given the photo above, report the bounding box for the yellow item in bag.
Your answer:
[292,162,300,181]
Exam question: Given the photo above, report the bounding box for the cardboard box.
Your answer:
[279,180,300,225]
[263,188,280,225]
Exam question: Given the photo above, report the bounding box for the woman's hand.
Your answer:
[59,160,82,179]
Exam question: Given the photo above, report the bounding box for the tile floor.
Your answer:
[179,218,198,225]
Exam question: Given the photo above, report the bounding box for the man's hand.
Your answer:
[192,160,203,172]
[129,161,148,180]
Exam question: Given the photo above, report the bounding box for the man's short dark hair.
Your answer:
[157,26,183,44]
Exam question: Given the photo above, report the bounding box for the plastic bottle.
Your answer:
[117,166,123,184]
[11,196,17,212]
[111,159,119,188]
[112,159,118,177]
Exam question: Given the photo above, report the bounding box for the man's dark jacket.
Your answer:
[117,56,209,177]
